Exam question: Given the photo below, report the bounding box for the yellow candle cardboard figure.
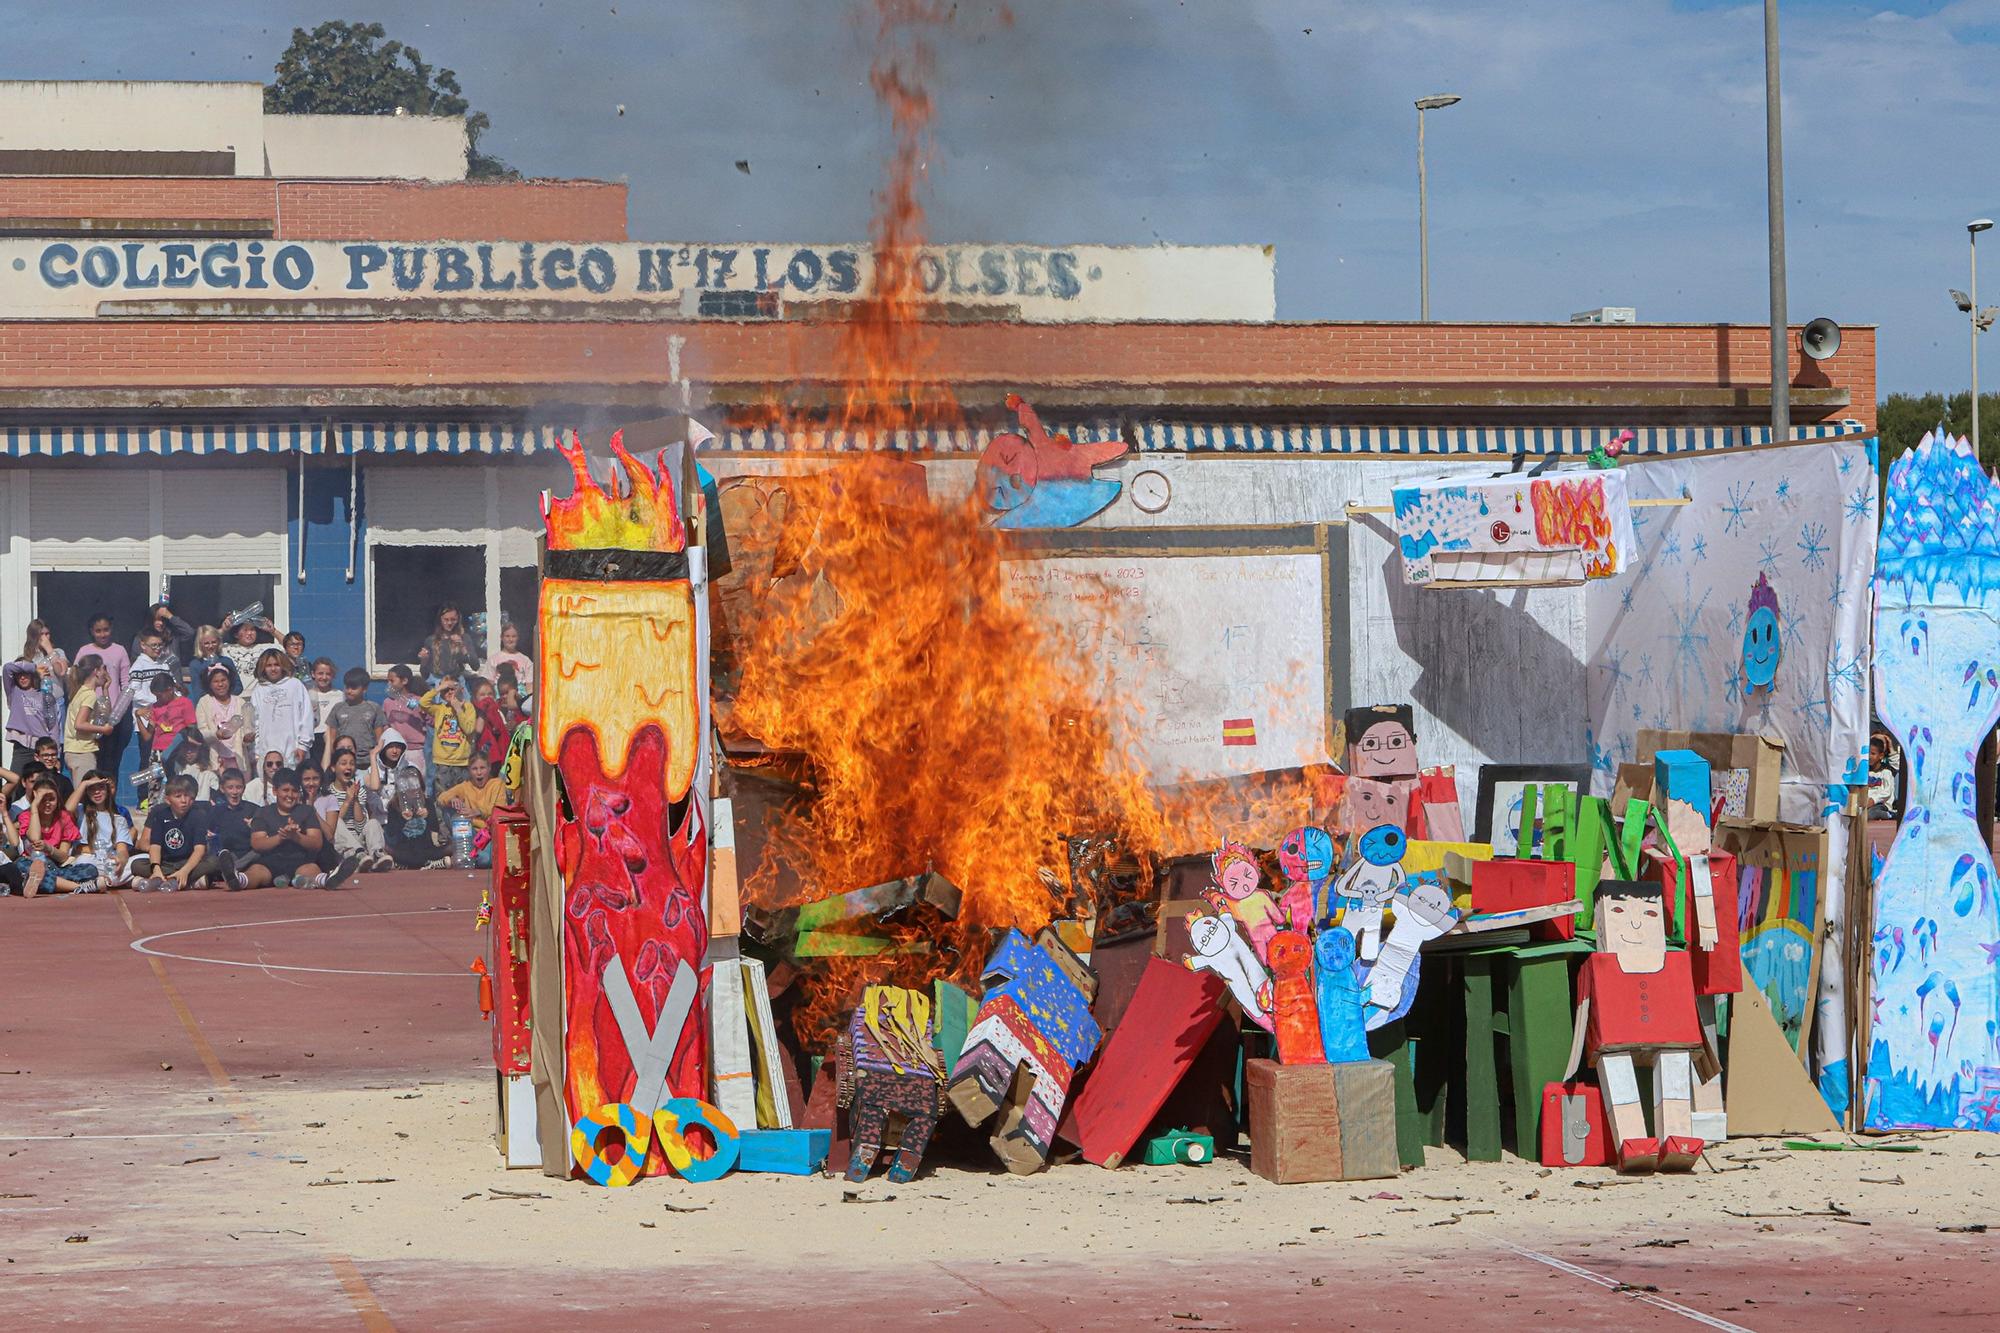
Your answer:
[538,433,709,1181]
[1563,879,1718,1174]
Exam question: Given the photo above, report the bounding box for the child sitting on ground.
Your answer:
[66,771,134,889]
[132,774,230,892]
[439,752,505,869]
[12,775,95,895]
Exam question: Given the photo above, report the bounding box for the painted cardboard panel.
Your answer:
[1867,431,2000,1132]
[1392,470,1634,587]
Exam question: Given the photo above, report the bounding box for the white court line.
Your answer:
[129,908,469,977]
[1491,1236,1756,1332]
[0,1130,270,1141]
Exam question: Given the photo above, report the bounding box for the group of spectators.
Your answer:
[1,602,533,897]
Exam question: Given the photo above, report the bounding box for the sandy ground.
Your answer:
[6,874,1999,1329]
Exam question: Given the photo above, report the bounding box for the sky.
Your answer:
[7,0,1998,393]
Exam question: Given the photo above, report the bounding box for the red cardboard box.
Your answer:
[1540,1080,1611,1167]
[1470,857,1576,915]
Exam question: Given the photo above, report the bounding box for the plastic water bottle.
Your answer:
[451,816,476,869]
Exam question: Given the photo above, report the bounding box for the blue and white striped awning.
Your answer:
[1,417,1866,460]
[0,421,565,458]
[712,420,1868,456]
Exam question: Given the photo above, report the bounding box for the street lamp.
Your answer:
[1955,219,1998,457]
[1415,93,1461,321]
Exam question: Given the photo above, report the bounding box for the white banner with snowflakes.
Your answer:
[1584,436,1877,1112]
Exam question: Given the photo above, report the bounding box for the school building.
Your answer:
[0,80,1877,679]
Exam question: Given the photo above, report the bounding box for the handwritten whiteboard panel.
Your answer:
[1001,545,1332,784]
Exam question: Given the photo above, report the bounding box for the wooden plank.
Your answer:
[793,931,931,957]
[706,943,757,1128]
[1462,955,1502,1162]
[1069,958,1226,1169]
[741,957,792,1129]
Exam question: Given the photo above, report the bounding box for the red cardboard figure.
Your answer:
[1563,880,1717,1174]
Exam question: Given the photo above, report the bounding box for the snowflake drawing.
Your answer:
[1797,521,1829,574]
[1598,647,1630,698]
[1826,571,1847,610]
[1691,534,1709,562]
[1797,684,1834,740]
[1725,603,1744,637]
[1721,481,1756,535]
[1659,531,1683,565]
[1774,478,1794,507]
[1636,653,1655,687]
[1662,573,1712,698]
[1647,703,1676,732]
[1844,482,1874,524]
[1780,606,1809,655]
[1759,538,1783,574]
[1725,660,1745,706]
[1829,642,1866,699]
[1620,584,1636,613]
[1586,729,1615,777]
[1839,452,1854,475]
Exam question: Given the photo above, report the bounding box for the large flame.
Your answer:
[719,0,1327,1048]
[544,431,687,553]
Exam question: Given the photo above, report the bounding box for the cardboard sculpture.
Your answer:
[1565,881,1717,1174]
[1069,958,1228,1168]
[976,394,1127,529]
[1183,906,1273,1030]
[486,808,539,1168]
[839,986,948,1184]
[949,930,1103,1173]
[1345,704,1418,778]
[1266,930,1325,1065]
[1329,824,1407,964]
[1245,1057,1398,1183]
[1311,928,1370,1063]
[1205,838,1283,964]
[1539,1080,1612,1167]
[1392,469,1634,587]
[1362,882,1459,1030]
[1336,777,1419,847]
[539,434,710,1175]
[1714,821,1827,1057]
[1868,432,2000,1133]
[1276,825,1336,933]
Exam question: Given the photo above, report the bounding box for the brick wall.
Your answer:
[0,177,629,240]
[0,319,1878,426]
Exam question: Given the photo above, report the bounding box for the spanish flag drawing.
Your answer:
[1221,717,1257,747]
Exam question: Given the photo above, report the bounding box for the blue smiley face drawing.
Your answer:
[1743,573,1782,695]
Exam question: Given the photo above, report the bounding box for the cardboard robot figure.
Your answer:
[1563,880,1717,1174]
[839,986,947,1184]
[1330,824,1406,963]
[1204,838,1285,965]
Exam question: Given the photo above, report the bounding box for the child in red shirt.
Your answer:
[147,676,198,761]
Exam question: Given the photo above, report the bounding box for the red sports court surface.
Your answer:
[3,872,1995,1331]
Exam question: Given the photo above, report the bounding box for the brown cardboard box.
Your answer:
[1636,730,1784,823]
[1246,1057,1398,1183]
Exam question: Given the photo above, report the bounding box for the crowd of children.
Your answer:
[0,603,531,897]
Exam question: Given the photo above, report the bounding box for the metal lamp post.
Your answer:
[1764,0,1789,441]
[1957,219,1997,457]
[1416,94,1461,322]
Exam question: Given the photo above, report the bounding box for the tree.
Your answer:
[1877,390,2000,475]
[263,21,517,179]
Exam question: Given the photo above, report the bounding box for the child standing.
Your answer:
[381,665,429,776]
[469,677,519,770]
[282,632,310,680]
[62,656,113,778]
[221,615,269,686]
[485,621,534,697]
[5,658,58,771]
[196,663,252,776]
[305,657,342,762]
[127,630,175,738]
[419,603,481,686]
[248,649,314,768]
[323,667,386,767]
[187,625,240,697]
[420,677,476,799]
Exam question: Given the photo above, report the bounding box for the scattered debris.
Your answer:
[159,1062,172,1071]
[1938,1224,1989,1234]
[1168,1196,1226,1205]
[1783,1140,1920,1154]
[308,1177,395,1187]
[639,1221,657,1228]
[179,1156,219,1165]
[1523,1190,1540,1201]
[1639,1238,1690,1248]
[1573,1179,1643,1190]
[660,1202,707,1213]
[486,1188,548,1200]
[1724,1201,1860,1221]
[303,1122,325,1129]
[1611,1282,1660,1295]
[64,1234,88,1244]
[840,1191,895,1204]
[393,1094,422,1100]
[1859,1175,1905,1185]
